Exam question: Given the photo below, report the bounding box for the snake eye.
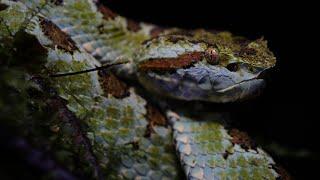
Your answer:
[226,63,239,72]
[205,48,219,65]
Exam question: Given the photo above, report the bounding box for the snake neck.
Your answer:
[41,0,157,77]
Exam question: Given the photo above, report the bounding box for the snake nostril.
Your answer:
[226,63,239,72]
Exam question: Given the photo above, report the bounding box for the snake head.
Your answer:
[136,31,276,102]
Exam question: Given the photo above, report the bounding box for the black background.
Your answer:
[103,0,318,179]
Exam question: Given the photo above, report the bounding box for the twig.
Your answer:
[49,61,128,77]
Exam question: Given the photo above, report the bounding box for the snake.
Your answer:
[0,0,284,179]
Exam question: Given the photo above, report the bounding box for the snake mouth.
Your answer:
[216,66,271,93]
[216,76,263,93]
[213,77,265,102]
[213,79,265,102]
[137,63,271,102]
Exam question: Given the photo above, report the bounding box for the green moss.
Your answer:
[0,1,27,36]
[161,153,176,164]
[239,168,251,180]
[226,168,239,180]
[217,171,227,180]
[251,167,264,180]
[166,29,276,69]
[106,106,121,119]
[72,1,89,11]
[104,118,119,129]
[237,155,248,167]
[49,60,94,99]
[260,166,277,180]
[248,156,264,166]
[48,0,150,65]
[121,106,134,127]
[118,128,130,138]
[148,157,159,169]
[147,145,161,156]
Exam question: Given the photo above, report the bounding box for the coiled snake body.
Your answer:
[0,0,283,179]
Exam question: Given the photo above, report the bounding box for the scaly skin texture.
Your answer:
[137,33,275,102]
[0,0,283,179]
[168,111,278,180]
[37,0,276,103]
